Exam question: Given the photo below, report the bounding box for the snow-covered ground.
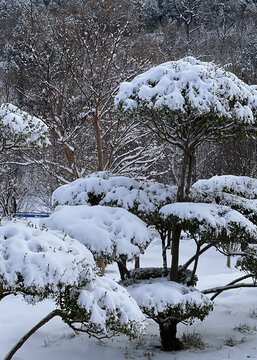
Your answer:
[1,235,257,360]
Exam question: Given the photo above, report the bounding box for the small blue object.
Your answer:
[14,213,49,218]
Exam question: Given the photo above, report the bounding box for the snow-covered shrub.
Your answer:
[0,103,50,150]
[52,171,177,219]
[0,219,95,301]
[0,219,145,339]
[41,204,152,264]
[128,279,213,351]
[51,171,176,275]
[160,202,257,245]
[190,175,257,224]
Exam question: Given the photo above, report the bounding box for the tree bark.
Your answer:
[159,320,183,351]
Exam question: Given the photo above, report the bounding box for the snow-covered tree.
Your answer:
[0,219,145,359]
[115,56,257,201]
[115,56,257,285]
[49,170,257,350]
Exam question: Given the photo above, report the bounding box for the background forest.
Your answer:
[0,0,257,213]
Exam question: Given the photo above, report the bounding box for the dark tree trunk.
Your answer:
[159,320,183,351]
[161,233,168,276]
[117,256,131,280]
[170,224,182,281]
[135,256,140,269]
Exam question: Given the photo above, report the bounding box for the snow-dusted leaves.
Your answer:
[60,274,145,338]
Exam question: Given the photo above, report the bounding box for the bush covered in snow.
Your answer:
[52,171,177,218]
[0,219,145,345]
[0,103,50,150]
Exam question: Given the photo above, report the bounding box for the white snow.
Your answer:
[41,204,152,260]
[0,103,50,148]
[115,57,257,123]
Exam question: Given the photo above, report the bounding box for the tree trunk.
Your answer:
[161,232,168,276]
[170,225,182,281]
[135,256,140,269]
[159,320,183,351]
[117,256,131,280]
[96,258,105,275]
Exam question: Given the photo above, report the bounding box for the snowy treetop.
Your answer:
[41,204,152,261]
[115,57,257,122]
[0,103,50,149]
[52,171,177,214]
[128,278,212,320]
[0,219,95,295]
[191,175,257,199]
[160,202,257,240]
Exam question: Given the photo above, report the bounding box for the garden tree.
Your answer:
[0,219,145,360]
[52,170,257,350]
[41,204,152,279]
[115,56,257,282]
[51,171,177,274]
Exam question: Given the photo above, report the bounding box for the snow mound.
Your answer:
[0,103,50,148]
[41,204,152,260]
[52,171,177,214]
[115,56,257,122]
[0,219,95,296]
